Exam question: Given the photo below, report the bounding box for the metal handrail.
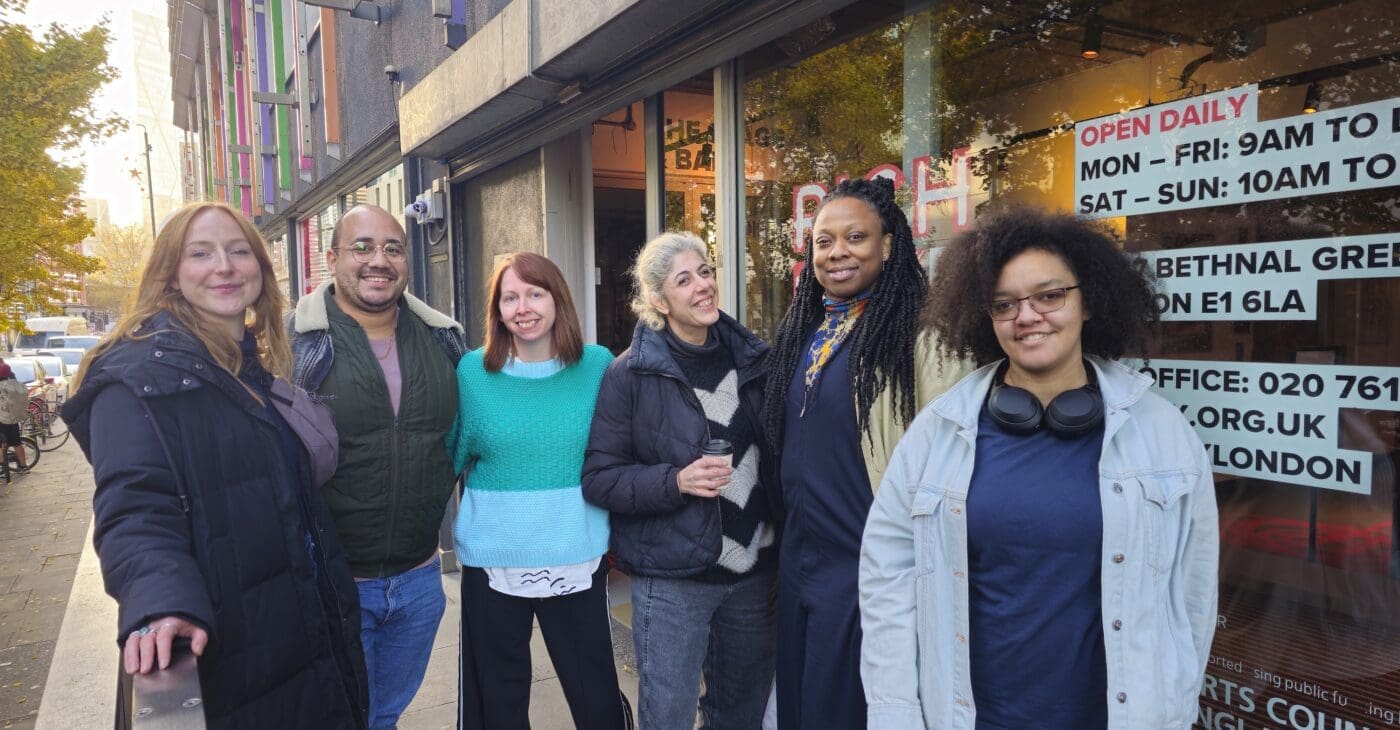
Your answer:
[116,640,206,729]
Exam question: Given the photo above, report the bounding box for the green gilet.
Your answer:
[320,294,458,577]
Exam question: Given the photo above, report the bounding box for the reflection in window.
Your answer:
[741,21,888,340]
[664,77,717,256]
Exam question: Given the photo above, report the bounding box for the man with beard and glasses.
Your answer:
[289,204,466,729]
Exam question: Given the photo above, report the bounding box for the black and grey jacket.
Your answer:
[582,313,782,578]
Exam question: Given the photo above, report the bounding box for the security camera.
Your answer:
[405,191,444,224]
[405,199,430,223]
[385,64,400,82]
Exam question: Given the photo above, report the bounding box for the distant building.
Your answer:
[81,197,110,247]
[131,2,182,230]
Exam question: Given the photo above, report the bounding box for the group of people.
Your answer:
[63,175,1219,730]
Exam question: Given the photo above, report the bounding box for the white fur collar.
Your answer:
[293,279,462,335]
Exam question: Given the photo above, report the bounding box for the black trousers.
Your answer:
[458,562,629,730]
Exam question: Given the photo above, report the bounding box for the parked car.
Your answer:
[45,335,99,351]
[38,348,86,371]
[29,355,74,402]
[5,357,57,405]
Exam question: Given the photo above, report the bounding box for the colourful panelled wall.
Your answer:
[193,0,309,210]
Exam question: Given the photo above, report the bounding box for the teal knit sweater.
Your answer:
[450,344,613,567]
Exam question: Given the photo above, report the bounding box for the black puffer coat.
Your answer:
[61,313,368,729]
[582,313,779,577]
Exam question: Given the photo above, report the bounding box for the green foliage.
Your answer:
[746,27,905,184]
[0,1,121,331]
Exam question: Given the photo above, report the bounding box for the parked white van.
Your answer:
[15,316,89,356]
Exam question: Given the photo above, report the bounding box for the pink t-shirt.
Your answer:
[369,337,402,416]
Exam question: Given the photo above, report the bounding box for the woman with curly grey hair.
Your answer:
[583,232,782,728]
[860,207,1219,728]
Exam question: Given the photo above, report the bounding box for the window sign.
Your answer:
[1144,234,1400,321]
[789,148,975,252]
[1076,86,1400,217]
[1131,357,1399,493]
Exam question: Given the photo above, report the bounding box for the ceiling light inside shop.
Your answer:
[1302,82,1321,113]
[1081,15,1104,59]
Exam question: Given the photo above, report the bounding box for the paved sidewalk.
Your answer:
[0,436,94,729]
[24,431,642,728]
[400,571,639,728]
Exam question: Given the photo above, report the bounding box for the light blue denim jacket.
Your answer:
[859,356,1219,729]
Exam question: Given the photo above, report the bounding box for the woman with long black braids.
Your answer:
[764,177,968,729]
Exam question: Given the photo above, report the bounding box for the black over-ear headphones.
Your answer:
[986,361,1104,438]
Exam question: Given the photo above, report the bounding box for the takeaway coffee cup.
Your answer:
[700,439,733,490]
[700,439,733,458]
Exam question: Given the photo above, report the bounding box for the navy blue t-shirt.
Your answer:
[781,338,873,572]
[966,400,1107,729]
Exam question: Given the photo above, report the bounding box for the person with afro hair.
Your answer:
[860,207,1218,728]
[763,177,968,729]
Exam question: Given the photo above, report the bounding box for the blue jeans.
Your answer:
[357,557,446,729]
[631,569,776,729]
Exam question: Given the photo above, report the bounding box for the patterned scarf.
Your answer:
[802,291,872,410]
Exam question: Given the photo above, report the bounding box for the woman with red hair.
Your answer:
[450,252,629,729]
[62,202,366,728]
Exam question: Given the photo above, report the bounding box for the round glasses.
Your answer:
[340,241,407,263]
[987,285,1080,321]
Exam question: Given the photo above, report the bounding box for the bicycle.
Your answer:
[1,436,40,483]
[22,398,68,452]
[23,397,47,445]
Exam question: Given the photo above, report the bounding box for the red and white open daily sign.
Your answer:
[1074,84,1400,218]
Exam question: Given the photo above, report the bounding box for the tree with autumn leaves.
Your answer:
[86,223,152,318]
[0,0,122,332]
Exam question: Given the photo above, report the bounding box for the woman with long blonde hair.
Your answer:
[62,202,368,728]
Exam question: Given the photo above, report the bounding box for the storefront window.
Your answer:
[590,77,720,354]
[268,233,291,298]
[299,200,338,293]
[346,164,407,231]
[742,11,948,339]
[743,2,1399,726]
[664,77,718,251]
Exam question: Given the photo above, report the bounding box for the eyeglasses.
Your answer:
[339,241,407,263]
[987,286,1080,321]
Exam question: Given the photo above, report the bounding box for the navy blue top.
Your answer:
[966,401,1107,729]
[780,341,872,592]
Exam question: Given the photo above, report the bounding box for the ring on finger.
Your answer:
[136,625,153,637]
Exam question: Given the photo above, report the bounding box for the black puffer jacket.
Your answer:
[61,313,367,729]
[582,314,779,577]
